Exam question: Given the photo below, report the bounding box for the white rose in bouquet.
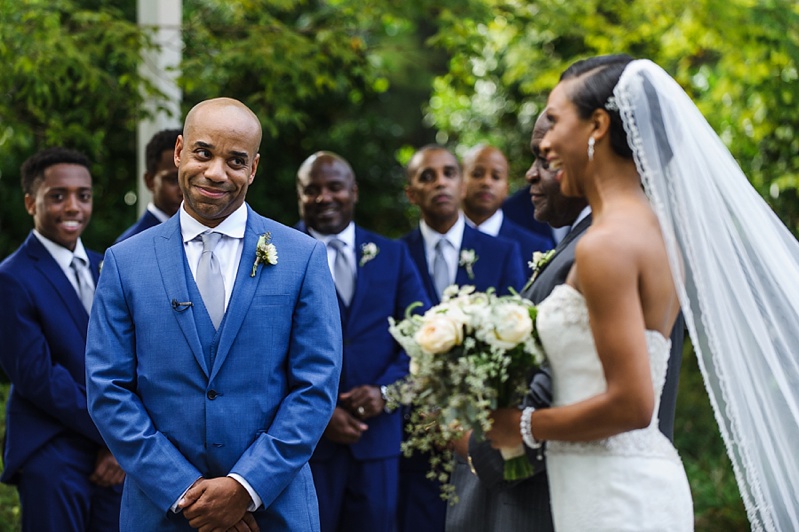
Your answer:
[414,314,464,354]
[480,302,534,350]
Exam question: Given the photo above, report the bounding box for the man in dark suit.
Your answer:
[462,144,553,273]
[86,98,342,531]
[398,145,527,532]
[296,151,430,532]
[0,147,123,531]
[116,128,183,242]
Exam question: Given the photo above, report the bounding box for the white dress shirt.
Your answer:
[175,203,262,512]
[146,202,171,223]
[308,222,358,283]
[463,208,504,237]
[32,230,95,296]
[420,214,465,286]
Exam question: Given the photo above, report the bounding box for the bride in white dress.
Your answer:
[487,54,799,532]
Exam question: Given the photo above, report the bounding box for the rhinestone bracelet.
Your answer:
[520,406,542,449]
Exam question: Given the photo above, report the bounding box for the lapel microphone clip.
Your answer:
[171,299,193,311]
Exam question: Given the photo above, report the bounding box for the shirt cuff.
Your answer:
[229,473,262,512]
[171,476,202,513]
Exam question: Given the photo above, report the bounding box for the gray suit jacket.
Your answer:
[445,215,591,532]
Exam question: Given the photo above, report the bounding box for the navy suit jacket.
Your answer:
[86,205,342,531]
[115,210,162,244]
[296,223,431,461]
[497,216,553,275]
[0,233,104,483]
[401,224,527,305]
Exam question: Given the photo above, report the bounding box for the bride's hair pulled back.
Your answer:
[560,54,634,159]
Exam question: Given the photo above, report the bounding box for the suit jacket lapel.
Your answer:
[406,229,439,304]
[154,217,209,376]
[25,235,89,336]
[347,227,368,318]
[534,215,592,279]
[211,207,263,380]
[454,225,476,286]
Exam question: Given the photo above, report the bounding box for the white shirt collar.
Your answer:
[464,209,504,237]
[419,213,465,252]
[308,222,356,249]
[146,202,171,223]
[32,230,90,270]
[180,202,248,244]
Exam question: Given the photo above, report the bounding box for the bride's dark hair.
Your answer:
[560,54,634,159]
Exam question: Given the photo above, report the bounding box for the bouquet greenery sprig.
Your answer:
[387,285,545,501]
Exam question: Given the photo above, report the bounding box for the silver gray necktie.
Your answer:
[197,231,225,329]
[328,238,354,306]
[433,238,451,298]
[70,256,94,314]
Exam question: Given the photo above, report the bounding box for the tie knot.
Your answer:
[71,256,87,269]
[200,231,223,252]
[328,238,345,252]
[436,238,451,252]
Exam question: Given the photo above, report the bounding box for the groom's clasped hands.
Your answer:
[179,477,260,532]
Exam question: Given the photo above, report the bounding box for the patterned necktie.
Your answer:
[70,256,94,314]
[328,238,354,306]
[196,231,225,329]
[433,238,451,299]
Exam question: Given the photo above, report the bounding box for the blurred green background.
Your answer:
[4,0,797,529]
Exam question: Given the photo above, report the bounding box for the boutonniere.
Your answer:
[98,260,104,275]
[458,249,479,280]
[251,232,278,277]
[522,249,556,291]
[359,242,380,266]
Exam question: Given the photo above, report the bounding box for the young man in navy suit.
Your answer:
[116,128,183,242]
[462,144,553,272]
[398,145,527,532]
[296,151,430,532]
[0,147,123,531]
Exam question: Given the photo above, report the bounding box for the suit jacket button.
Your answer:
[207,390,218,400]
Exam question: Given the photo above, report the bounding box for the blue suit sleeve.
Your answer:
[229,241,342,509]
[375,245,431,387]
[86,249,202,514]
[0,270,104,445]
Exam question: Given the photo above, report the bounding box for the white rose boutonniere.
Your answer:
[522,249,555,291]
[459,249,479,280]
[359,242,379,266]
[251,232,278,277]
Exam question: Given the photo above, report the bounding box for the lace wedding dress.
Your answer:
[537,284,693,531]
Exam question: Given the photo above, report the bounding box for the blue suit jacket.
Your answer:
[86,205,342,531]
[401,224,527,305]
[297,224,431,461]
[115,210,162,243]
[0,233,104,483]
[497,217,553,275]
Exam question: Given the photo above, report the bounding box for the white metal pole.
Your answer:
[135,0,182,215]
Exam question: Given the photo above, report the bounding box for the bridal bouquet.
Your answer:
[388,285,544,498]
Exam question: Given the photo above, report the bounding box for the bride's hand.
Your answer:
[485,408,523,449]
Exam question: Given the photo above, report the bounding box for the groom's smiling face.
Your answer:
[175,100,261,228]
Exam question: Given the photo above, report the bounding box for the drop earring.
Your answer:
[587,137,595,161]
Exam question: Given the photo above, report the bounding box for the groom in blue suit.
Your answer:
[86,98,342,531]
[0,147,123,531]
[296,151,430,532]
[398,145,527,532]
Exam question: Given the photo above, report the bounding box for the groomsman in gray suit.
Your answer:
[446,113,684,531]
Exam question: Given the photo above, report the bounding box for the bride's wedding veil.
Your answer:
[615,59,799,531]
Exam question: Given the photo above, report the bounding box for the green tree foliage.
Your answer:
[0,0,163,253]
[426,0,799,235]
